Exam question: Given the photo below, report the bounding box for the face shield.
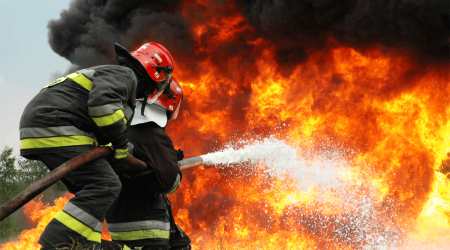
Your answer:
[170,99,181,121]
[147,66,173,104]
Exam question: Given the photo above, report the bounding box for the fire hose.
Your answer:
[0,147,204,222]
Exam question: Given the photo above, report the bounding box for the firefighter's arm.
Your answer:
[129,125,182,193]
[165,172,182,194]
[164,149,184,194]
[88,66,136,159]
[122,163,181,194]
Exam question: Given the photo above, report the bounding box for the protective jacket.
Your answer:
[19,64,138,250]
[19,65,136,158]
[106,122,184,248]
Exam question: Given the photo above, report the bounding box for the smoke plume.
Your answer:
[238,0,449,63]
[48,0,194,71]
[48,0,448,79]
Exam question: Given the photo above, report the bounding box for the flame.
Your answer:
[2,0,449,249]
[167,1,450,249]
[0,193,112,249]
[169,44,449,248]
[0,193,73,250]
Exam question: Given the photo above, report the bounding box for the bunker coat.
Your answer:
[106,122,188,249]
[19,65,137,250]
[20,65,136,158]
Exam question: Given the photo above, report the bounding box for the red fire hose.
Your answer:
[0,147,204,222]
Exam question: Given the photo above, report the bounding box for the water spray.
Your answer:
[0,138,348,223]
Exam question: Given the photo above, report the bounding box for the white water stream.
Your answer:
[198,137,413,249]
[201,136,349,189]
[199,137,446,249]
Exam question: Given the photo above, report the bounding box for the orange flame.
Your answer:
[166,1,450,249]
[0,193,73,250]
[168,45,450,249]
[2,0,449,249]
[0,193,112,249]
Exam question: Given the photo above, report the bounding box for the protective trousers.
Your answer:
[36,148,122,250]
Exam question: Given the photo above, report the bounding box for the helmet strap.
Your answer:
[141,95,148,116]
[140,85,155,116]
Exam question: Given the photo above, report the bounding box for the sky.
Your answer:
[0,0,72,155]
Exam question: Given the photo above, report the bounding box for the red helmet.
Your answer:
[146,77,183,120]
[131,42,174,82]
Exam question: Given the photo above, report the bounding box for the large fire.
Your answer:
[1,0,449,249]
[167,44,450,249]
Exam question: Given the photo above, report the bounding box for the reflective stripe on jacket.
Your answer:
[20,126,98,150]
[107,217,171,241]
[105,123,181,248]
[19,65,136,156]
[54,201,104,243]
[106,191,171,247]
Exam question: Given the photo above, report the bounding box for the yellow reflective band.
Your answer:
[87,231,101,243]
[68,73,93,91]
[167,181,180,194]
[43,73,93,91]
[115,148,128,159]
[20,136,98,149]
[92,109,125,127]
[109,229,170,241]
[123,246,131,250]
[44,76,68,89]
[54,211,101,243]
[123,117,128,125]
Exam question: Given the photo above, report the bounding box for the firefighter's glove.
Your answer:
[176,149,184,161]
[110,133,129,174]
[109,157,126,176]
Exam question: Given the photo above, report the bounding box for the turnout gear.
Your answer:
[36,149,122,249]
[131,42,174,83]
[19,42,162,250]
[101,239,131,250]
[20,65,136,157]
[19,64,136,249]
[132,103,170,128]
[106,117,185,249]
[164,196,191,250]
[133,42,175,110]
[175,149,184,161]
[148,77,183,121]
[106,55,188,249]
[115,43,156,101]
[121,122,182,194]
[112,132,129,158]
[115,42,176,113]
[132,77,183,126]
[110,133,130,172]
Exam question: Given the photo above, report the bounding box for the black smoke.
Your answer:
[48,0,194,71]
[48,0,449,77]
[238,0,449,72]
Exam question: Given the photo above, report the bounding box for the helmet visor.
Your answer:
[147,70,172,104]
[171,99,181,121]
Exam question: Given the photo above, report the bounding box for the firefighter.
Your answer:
[19,42,175,250]
[105,77,191,250]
